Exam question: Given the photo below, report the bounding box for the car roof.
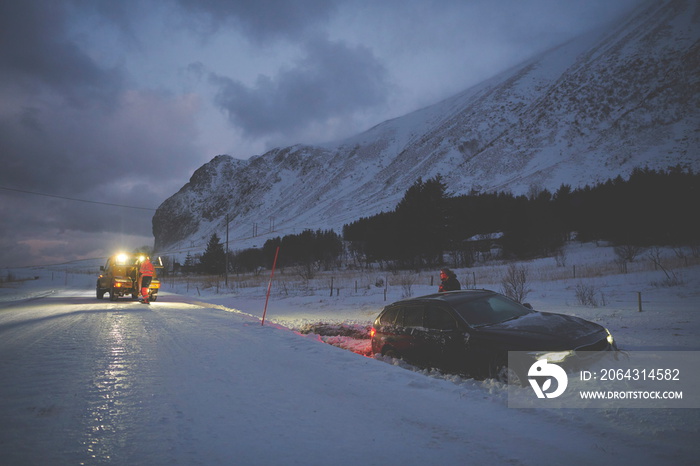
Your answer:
[391,289,497,306]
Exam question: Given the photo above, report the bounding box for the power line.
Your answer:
[0,185,157,211]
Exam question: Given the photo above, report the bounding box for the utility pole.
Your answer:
[225,214,229,287]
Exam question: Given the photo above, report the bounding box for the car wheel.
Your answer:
[96,284,105,299]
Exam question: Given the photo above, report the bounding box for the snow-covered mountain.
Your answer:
[154,0,700,254]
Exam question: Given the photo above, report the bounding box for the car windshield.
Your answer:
[451,294,533,327]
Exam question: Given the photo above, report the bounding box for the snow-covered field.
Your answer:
[1,243,698,465]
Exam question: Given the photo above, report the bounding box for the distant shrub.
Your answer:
[614,245,644,262]
[554,249,567,267]
[650,271,684,288]
[500,264,530,303]
[398,273,416,298]
[574,282,605,307]
[647,247,685,287]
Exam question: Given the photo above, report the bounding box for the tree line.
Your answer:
[183,166,698,274]
[344,166,699,268]
[191,229,343,275]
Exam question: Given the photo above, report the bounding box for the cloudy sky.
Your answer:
[0,0,643,268]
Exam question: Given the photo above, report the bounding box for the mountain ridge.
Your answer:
[154,0,699,255]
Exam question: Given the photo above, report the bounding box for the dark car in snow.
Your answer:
[370,290,617,384]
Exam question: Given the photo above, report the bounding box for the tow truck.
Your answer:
[96,253,162,302]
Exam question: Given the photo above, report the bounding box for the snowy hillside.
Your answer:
[153,0,700,255]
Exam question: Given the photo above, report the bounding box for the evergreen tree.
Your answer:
[232,248,265,273]
[200,233,226,274]
[395,175,449,266]
[262,229,343,269]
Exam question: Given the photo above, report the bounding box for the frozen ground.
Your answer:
[1,243,698,465]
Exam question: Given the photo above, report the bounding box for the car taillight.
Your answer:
[369,328,376,338]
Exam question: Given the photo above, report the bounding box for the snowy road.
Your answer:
[1,286,698,465]
[1,291,231,464]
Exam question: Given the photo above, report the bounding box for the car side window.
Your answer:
[379,306,400,325]
[424,306,457,331]
[402,305,424,328]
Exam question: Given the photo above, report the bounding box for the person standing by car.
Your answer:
[139,257,155,304]
[439,268,461,292]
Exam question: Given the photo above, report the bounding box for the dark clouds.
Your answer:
[0,0,201,266]
[211,37,390,139]
[0,1,123,107]
[0,0,646,267]
[175,0,337,42]
[0,0,125,194]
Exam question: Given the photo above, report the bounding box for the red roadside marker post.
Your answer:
[261,246,280,326]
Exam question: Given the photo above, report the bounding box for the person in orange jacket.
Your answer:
[438,268,461,292]
[139,257,155,304]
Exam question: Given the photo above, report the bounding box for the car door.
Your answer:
[373,305,402,355]
[398,304,428,365]
[422,304,469,371]
[98,257,113,289]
